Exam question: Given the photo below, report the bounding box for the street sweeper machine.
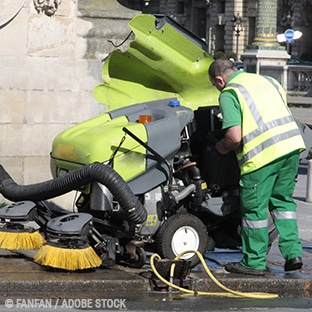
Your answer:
[0,14,311,271]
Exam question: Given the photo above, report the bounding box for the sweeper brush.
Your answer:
[34,244,102,271]
[0,230,45,250]
[0,201,45,250]
[34,213,102,270]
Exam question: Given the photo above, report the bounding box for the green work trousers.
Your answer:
[239,151,302,270]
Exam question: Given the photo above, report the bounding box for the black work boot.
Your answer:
[224,262,265,276]
[284,257,303,272]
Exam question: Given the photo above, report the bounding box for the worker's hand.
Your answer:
[215,140,229,155]
[206,144,225,158]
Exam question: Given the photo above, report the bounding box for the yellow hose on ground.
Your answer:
[150,250,279,299]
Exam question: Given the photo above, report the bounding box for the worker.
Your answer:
[208,58,305,276]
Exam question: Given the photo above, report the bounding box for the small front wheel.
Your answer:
[155,213,208,267]
[126,247,147,268]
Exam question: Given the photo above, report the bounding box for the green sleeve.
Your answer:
[219,90,242,129]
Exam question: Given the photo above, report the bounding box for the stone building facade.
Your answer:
[0,0,140,207]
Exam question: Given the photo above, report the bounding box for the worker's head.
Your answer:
[209,58,237,91]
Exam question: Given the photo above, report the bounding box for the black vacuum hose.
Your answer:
[0,162,147,224]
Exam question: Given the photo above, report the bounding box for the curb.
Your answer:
[0,241,311,300]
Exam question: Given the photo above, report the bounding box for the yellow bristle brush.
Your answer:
[34,242,102,271]
[0,201,46,250]
[34,212,102,271]
[0,228,45,250]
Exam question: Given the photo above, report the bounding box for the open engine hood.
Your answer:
[93,14,219,111]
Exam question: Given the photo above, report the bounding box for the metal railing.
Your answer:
[258,64,312,105]
[287,65,312,93]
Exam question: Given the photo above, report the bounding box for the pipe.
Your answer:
[306,147,312,203]
[173,184,196,203]
[0,162,147,224]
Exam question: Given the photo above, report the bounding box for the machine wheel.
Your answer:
[127,247,147,269]
[155,213,208,268]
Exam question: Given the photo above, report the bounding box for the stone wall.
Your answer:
[0,0,139,208]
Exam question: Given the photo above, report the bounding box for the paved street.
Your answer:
[290,106,312,244]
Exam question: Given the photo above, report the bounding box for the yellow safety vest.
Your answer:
[223,73,306,175]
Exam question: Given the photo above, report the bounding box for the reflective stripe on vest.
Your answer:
[271,211,297,220]
[239,128,301,167]
[226,82,302,168]
[242,218,268,229]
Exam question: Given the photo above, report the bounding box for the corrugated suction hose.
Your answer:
[0,162,147,224]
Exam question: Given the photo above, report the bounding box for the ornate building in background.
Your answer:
[119,0,312,61]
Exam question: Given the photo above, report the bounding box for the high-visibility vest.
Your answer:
[223,73,306,175]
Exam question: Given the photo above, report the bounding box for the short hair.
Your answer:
[209,58,236,78]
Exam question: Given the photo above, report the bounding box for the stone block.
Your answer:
[0,57,28,90]
[0,156,23,184]
[0,124,24,157]
[0,90,26,123]
[24,156,52,183]
[26,89,103,122]
[0,123,74,158]
[75,17,94,59]
[78,0,139,19]
[80,17,134,58]
[75,59,102,90]
[76,92,106,119]
[27,15,76,57]
[20,123,74,157]
[17,57,78,92]
[25,91,67,124]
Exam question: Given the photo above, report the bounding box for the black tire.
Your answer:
[155,213,208,267]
